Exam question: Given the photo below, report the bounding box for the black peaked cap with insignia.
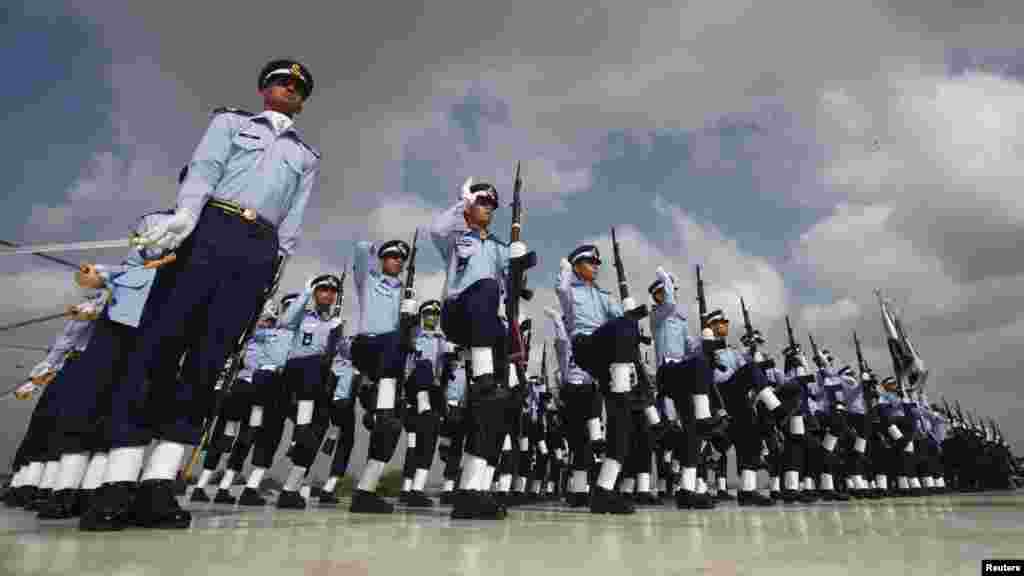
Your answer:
[259,59,314,99]
[311,274,342,291]
[702,308,727,325]
[569,244,601,266]
[648,278,665,296]
[469,182,499,209]
[419,300,442,315]
[378,240,411,261]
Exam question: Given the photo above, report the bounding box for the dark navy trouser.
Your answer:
[570,317,639,387]
[440,279,504,349]
[13,358,78,467]
[351,331,404,384]
[109,205,277,448]
[53,318,136,455]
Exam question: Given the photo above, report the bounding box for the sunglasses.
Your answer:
[265,75,309,99]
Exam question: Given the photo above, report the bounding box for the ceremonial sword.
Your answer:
[0,238,143,257]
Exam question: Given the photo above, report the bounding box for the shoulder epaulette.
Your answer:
[282,132,321,159]
[212,107,255,118]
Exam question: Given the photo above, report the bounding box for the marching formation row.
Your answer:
[2,58,1020,533]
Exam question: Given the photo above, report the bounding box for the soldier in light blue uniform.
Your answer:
[397,300,447,508]
[779,343,818,502]
[88,59,319,532]
[556,245,641,515]
[7,290,106,513]
[236,293,301,506]
[647,268,717,509]
[543,302,599,509]
[349,239,415,514]
[431,178,527,521]
[315,334,358,506]
[754,341,789,500]
[700,309,777,506]
[876,376,918,494]
[438,342,468,504]
[191,299,291,506]
[809,348,852,501]
[270,273,341,509]
[923,401,948,492]
[834,364,869,497]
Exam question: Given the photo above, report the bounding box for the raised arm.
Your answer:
[429,199,467,261]
[353,240,377,295]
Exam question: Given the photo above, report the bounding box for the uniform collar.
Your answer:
[570,278,606,291]
[376,272,402,288]
[254,110,296,136]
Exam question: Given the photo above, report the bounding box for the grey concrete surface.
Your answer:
[2,489,1021,576]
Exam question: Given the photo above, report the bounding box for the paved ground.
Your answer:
[2,489,1021,576]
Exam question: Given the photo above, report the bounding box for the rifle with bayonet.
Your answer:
[940,397,955,425]
[400,230,420,358]
[740,297,757,357]
[609,228,655,400]
[694,265,729,415]
[506,162,537,390]
[853,331,879,407]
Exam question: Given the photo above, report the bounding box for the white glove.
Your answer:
[655,266,670,282]
[461,177,476,204]
[29,362,53,379]
[14,382,37,401]
[139,208,198,252]
[560,257,572,274]
[444,342,456,354]
[622,297,637,311]
[543,307,559,320]
[401,299,419,316]
[509,241,527,259]
[753,351,766,363]
[701,327,714,339]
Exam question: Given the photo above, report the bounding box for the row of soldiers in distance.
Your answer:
[5,215,1017,521]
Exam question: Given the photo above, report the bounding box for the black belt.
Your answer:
[206,199,276,232]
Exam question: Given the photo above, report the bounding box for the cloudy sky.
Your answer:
[2,0,1023,470]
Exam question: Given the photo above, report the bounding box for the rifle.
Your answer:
[940,397,955,423]
[954,399,968,429]
[739,297,757,356]
[184,254,289,481]
[400,230,419,351]
[696,265,707,323]
[609,227,657,409]
[541,341,548,394]
[785,316,797,353]
[853,331,870,377]
[807,333,825,369]
[506,162,537,389]
[695,264,728,413]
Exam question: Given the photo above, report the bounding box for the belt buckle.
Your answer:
[241,208,257,222]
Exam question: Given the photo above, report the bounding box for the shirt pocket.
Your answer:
[228,132,267,173]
